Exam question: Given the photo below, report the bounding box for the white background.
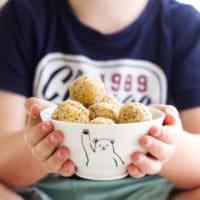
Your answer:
[177,0,200,11]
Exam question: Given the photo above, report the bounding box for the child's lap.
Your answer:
[17,175,173,200]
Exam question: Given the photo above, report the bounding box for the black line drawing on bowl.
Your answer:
[81,129,125,167]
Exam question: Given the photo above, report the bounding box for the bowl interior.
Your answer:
[40,106,165,127]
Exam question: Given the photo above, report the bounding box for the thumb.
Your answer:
[25,97,55,126]
[152,104,179,125]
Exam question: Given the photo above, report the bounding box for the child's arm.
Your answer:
[160,107,200,189]
[0,91,47,187]
[159,129,200,189]
[180,107,200,134]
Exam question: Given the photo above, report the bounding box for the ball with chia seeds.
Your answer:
[101,94,121,108]
[88,102,120,122]
[69,75,106,107]
[90,117,115,125]
[51,100,89,123]
[118,102,152,123]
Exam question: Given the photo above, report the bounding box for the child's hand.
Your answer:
[128,104,181,178]
[24,97,76,177]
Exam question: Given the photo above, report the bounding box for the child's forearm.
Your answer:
[0,131,48,188]
[159,131,200,189]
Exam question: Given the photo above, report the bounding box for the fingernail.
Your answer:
[142,138,153,148]
[167,110,176,118]
[64,166,69,172]
[29,103,41,114]
[41,123,51,133]
[57,151,65,160]
[130,167,139,176]
[50,134,58,144]
[64,165,72,173]
[153,130,161,137]
[134,156,144,165]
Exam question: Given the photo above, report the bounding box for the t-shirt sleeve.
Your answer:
[0,0,34,97]
[170,3,200,110]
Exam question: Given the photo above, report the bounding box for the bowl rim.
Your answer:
[40,105,165,127]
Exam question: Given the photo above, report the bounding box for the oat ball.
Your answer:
[88,102,119,122]
[118,102,152,123]
[90,117,115,125]
[51,100,89,123]
[69,75,106,107]
[101,95,121,108]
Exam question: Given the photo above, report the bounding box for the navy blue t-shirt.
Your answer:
[1,1,200,199]
[0,0,200,110]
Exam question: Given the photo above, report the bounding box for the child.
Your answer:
[0,0,200,199]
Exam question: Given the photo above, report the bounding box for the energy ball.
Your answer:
[69,75,106,107]
[101,95,121,108]
[88,102,119,122]
[118,102,152,123]
[90,117,115,125]
[51,100,89,123]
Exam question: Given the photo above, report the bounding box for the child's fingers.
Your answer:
[128,164,146,178]
[152,104,179,125]
[164,110,177,125]
[44,146,70,173]
[152,104,178,116]
[139,135,174,161]
[25,97,55,117]
[32,131,64,161]
[149,126,177,144]
[59,159,76,177]
[128,105,181,178]
[25,97,55,126]
[25,122,54,147]
[130,152,162,175]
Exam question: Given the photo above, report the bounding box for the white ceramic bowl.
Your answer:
[40,106,165,180]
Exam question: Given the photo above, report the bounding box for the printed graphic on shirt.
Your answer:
[34,53,167,105]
